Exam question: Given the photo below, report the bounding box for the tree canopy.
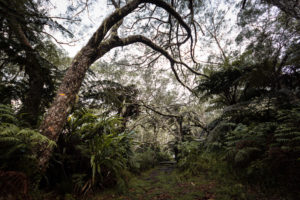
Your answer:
[0,0,300,199]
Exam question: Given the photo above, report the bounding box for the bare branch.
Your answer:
[41,31,80,46]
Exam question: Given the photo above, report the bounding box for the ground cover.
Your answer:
[94,164,274,200]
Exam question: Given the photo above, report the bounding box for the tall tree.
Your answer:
[37,0,205,171]
[0,0,70,126]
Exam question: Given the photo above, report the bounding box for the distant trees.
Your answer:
[2,0,299,185]
[194,0,300,190]
[242,0,300,19]
[265,0,300,19]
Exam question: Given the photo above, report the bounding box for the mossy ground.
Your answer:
[93,164,271,200]
[33,163,296,200]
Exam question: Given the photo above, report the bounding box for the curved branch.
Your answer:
[37,0,194,171]
[138,103,180,118]
[88,0,191,49]
[120,35,208,78]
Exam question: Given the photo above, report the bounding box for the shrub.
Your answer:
[44,108,134,196]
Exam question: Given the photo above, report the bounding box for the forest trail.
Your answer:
[96,162,217,200]
[94,161,286,200]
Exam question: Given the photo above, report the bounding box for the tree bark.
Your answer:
[5,17,49,126]
[37,0,193,171]
[38,46,97,170]
[21,54,44,126]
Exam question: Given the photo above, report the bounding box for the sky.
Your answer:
[44,0,243,97]
[47,0,240,62]
[48,0,112,57]
[44,0,248,98]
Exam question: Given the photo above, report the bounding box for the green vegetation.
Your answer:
[0,104,55,176]
[1,0,300,199]
[96,159,288,200]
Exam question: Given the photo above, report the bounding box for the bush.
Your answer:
[44,109,134,196]
[0,104,55,199]
[0,104,55,176]
[130,148,157,172]
[129,142,172,173]
[156,151,172,162]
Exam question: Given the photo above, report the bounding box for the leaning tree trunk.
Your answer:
[37,0,145,172]
[37,0,192,172]
[38,46,97,170]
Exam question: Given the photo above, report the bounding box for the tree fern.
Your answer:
[46,108,134,195]
[0,104,55,175]
[0,104,18,124]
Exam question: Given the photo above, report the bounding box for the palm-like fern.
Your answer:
[0,104,55,176]
[46,108,134,196]
[0,104,18,124]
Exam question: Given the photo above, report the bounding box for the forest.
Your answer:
[0,0,300,199]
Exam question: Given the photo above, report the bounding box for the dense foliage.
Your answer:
[1,0,300,199]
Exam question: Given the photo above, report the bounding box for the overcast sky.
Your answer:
[44,0,244,98]
[48,0,113,57]
[47,0,240,62]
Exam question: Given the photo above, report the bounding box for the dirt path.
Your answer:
[96,163,217,200]
[94,162,284,200]
[143,163,176,183]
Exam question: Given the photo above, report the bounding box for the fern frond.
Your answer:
[234,147,260,164]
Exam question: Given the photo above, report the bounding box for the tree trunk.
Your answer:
[37,0,192,171]
[37,37,132,171]
[38,46,97,170]
[37,0,143,171]
[6,17,48,126]
[20,52,44,127]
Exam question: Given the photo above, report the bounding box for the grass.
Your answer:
[32,155,298,200]
[32,161,298,200]
[93,164,259,200]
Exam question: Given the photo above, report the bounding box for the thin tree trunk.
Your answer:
[7,18,47,126]
[21,61,44,126]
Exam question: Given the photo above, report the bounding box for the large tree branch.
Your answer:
[88,0,191,50]
[139,103,180,118]
[94,35,202,96]
[37,0,193,171]
[120,35,208,75]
